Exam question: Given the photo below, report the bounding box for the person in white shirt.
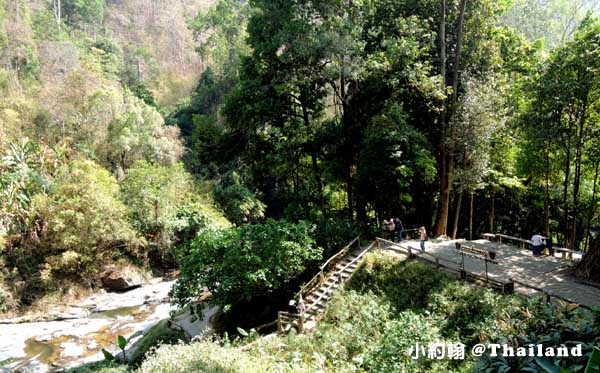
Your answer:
[531,234,543,256]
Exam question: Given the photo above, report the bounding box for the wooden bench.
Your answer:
[550,246,577,259]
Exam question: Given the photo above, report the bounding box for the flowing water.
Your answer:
[0,281,182,372]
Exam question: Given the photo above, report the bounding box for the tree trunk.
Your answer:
[545,150,551,236]
[585,161,600,251]
[53,0,61,31]
[489,190,495,232]
[434,0,447,236]
[469,191,474,240]
[433,0,467,237]
[563,147,571,247]
[570,101,588,250]
[452,191,463,239]
[575,234,600,282]
[339,61,354,221]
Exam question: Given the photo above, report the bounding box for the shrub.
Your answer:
[30,159,139,281]
[476,300,600,372]
[363,311,448,373]
[212,170,266,226]
[427,281,523,345]
[348,253,451,311]
[120,161,227,265]
[172,219,322,311]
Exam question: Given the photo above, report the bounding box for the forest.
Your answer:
[1,0,600,372]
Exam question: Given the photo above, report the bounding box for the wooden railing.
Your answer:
[277,311,302,333]
[509,278,590,310]
[274,236,362,334]
[484,233,581,259]
[295,236,361,300]
[375,237,512,292]
[305,241,376,315]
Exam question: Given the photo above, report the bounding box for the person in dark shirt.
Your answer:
[394,218,404,242]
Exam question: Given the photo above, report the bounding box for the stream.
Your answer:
[0,279,216,372]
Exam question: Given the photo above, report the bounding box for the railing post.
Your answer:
[319,270,324,285]
[505,280,514,294]
[277,313,282,333]
[298,314,304,333]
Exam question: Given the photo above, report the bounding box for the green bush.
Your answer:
[476,300,600,372]
[314,290,392,365]
[212,171,266,226]
[364,311,454,373]
[31,159,139,282]
[172,219,322,311]
[348,253,451,311]
[120,161,227,265]
[427,282,523,345]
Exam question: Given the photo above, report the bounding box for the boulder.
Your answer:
[116,319,188,365]
[101,267,147,292]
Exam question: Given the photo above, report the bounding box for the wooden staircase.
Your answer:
[304,253,361,324]
[278,238,374,333]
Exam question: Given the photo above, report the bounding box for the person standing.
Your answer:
[394,218,404,242]
[387,218,395,241]
[531,233,543,256]
[419,226,427,251]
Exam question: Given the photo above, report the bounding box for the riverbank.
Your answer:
[0,278,179,372]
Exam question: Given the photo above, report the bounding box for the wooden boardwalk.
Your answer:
[277,234,600,335]
[388,237,600,309]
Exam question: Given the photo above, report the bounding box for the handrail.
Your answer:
[320,236,359,271]
[305,241,375,314]
[338,241,374,276]
[510,278,590,310]
[296,235,360,300]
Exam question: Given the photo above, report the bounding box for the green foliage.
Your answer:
[0,139,55,234]
[348,253,451,312]
[363,311,446,373]
[101,348,115,362]
[117,335,128,363]
[190,0,250,78]
[32,10,65,41]
[427,281,522,345]
[356,104,437,217]
[476,299,600,372]
[172,219,322,310]
[106,94,184,173]
[213,171,266,226]
[312,215,358,257]
[131,84,157,109]
[121,161,225,265]
[586,347,600,373]
[30,159,139,281]
[88,37,124,79]
[12,44,40,81]
[62,0,105,28]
